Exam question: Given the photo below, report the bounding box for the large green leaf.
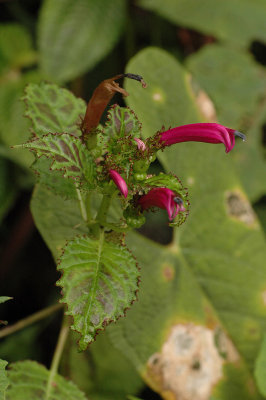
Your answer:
[6,360,87,400]
[57,234,139,350]
[113,47,266,397]
[23,82,86,137]
[0,359,8,400]
[255,335,266,397]
[19,133,96,190]
[138,0,266,47]
[186,44,266,201]
[38,0,126,82]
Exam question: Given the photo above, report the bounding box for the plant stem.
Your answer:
[96,194,112,225]
[45,314,69,400]
[75,186,88,222]
[0,303,63,339]
[85,192,92,221]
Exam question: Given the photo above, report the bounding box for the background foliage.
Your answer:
[0,0,265,399]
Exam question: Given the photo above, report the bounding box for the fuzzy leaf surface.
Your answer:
[103,106,142,139]
[23,82,86,137]
[6,360,87,400]
[0,359,8,400]
[38,0,126,82]
[57,235,139,350]
[139,0,266,47]
[20,133,96,189]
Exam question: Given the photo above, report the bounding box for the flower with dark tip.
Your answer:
[159,123,246,153]
[109,170,128,198]
[138,187,185,221]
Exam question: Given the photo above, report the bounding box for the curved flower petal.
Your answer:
[139,187,184,221]
[159,123,245,153]
[109,169,128,198]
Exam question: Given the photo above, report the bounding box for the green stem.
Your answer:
[75,186,87,222]
[45,314,69,400]
[96,194,112,225]
[0,303,63,339]
[85,192,92,221]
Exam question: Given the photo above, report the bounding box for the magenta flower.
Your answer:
[159,123,245,153]
[109,169,128,198]
[139,187,185,221]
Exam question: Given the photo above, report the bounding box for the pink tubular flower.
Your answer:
[159,123,246,153]
[109,169,128,198]
[134,137,146,151]
[139,187,185,221]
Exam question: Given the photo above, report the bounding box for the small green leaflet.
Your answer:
[5,360,87,400]
[57,234,140,351]
[0,359,8,400]
[103,105,142,139]
[18,133,96,189]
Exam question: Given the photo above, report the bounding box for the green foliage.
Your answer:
[23,82,86,137]
[108,46,266,397]
[139,0,266,47]
[0,298,12,305]
[104,106,142,139]
[255,335,266,397]
[0,158,16,222]
[38,0,126,82]
[57,234,139,350]
[0,359,8,400]
[5,360,87,400]
[0,24,37,76]
[19,133,96,189]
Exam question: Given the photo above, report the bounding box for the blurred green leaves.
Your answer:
[138,0,266,47]
[38,0,126,82]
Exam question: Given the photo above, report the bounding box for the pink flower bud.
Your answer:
[109,169,128,198]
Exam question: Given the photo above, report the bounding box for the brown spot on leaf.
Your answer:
[226,190,257,227]
[162,263,175,281]
[146,324,238,400]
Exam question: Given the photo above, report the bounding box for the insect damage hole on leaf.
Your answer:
[146,323,239,400]
[225,190,257,227]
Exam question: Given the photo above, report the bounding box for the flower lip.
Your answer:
[159,123,245,153]
[109,169,128,198]
[139,187,185,221]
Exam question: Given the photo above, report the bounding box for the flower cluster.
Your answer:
[81,74,245,229]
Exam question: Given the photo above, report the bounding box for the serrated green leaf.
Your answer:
[38,0,126,82]
[0,24,37,76]
[0,359,8,400]
[57,234,139,350]
[104,106,142,139]
[138,0,266,47]
[20,133,96,189]
[0,298,12,305]
[6,360,87,400]
[255,335,266,397]
[23,82,86,137]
